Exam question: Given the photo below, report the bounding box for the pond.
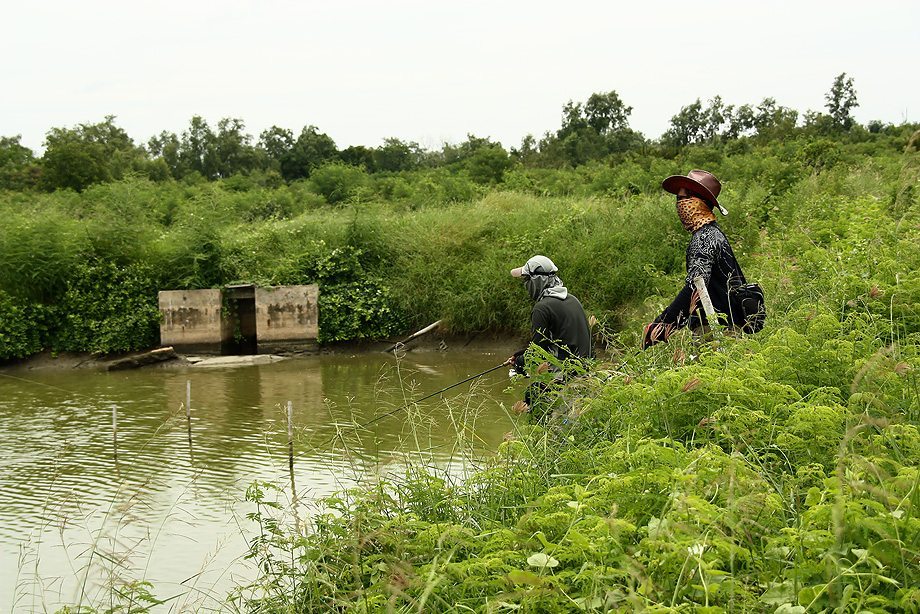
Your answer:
[0,350,518,611]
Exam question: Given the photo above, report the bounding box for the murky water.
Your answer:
[0,350,518,611]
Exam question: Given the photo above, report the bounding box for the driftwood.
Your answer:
[383,320,443,353]
[106,347,179,371]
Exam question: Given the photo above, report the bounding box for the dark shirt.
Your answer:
[654,222,746,330]
[514,294,592,371]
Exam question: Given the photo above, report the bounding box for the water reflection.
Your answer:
[0,351,516,610]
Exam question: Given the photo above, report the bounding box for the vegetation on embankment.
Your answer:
[1,128,917,360]
[229,152,920,611]
[2,73,917,359]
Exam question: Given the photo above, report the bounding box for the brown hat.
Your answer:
[662,169,728,215]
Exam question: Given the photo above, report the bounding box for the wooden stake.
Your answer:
[111,404,118,458]
[186,380,191,421]
[286,399,301,533]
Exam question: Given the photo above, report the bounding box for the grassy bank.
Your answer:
[5,131,919,610]
[220,151,920,611]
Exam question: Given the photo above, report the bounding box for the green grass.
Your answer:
[9,132,919,611]
[228,151,920,612]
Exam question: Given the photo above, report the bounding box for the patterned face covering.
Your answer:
[676,196,717,233]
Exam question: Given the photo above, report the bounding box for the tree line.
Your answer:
[0,73,899,193]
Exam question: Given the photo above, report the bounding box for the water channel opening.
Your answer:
[223,284,257,355]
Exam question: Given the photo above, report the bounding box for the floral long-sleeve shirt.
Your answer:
[647,223,746,343]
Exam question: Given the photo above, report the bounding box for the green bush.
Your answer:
[0,291,44,359]
[309,162,371,204]
[50,262,161,354]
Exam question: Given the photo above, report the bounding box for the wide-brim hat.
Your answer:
[662,169,728,215]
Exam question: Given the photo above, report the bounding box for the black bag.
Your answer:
[731,283,766,334]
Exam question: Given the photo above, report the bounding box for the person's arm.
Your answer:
[643,235,714,348]
[511,304,553,371]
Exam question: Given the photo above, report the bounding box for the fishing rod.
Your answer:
[324,361,509,446]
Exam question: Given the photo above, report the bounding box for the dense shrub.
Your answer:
[0,291,44,359]
[50,262,162,354]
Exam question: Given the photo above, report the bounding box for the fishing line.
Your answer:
[0,371,99,399]
[318,362,508,449]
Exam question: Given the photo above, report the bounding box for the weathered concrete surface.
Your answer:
[159,290,228,352]
[192,355,286,368]
[255,285,319,353]
[106,347,179,371]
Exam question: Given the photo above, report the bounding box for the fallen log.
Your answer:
[106,347,179,371]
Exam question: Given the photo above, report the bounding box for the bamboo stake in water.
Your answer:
[286,401,295,488]
[186,380,194,458]
[286,400,301,532]
[111,404,118,459]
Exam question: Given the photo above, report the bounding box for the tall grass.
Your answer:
[230,152,920,611]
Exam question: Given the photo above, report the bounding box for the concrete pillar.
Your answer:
[255,285,319,353]
[158,289,227,353]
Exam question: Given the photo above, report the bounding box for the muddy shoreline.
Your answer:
[0,333,527,372]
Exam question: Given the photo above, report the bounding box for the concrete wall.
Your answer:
[255,285,319,352]
[158,289,227,352]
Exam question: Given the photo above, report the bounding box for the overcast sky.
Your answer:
[3,0,917,153]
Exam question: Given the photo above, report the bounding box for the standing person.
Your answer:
[643,169,753,348]
[505,255,592,420]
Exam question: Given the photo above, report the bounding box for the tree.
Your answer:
[0,136,40,190]
[279,126,337,181]
[466,144,512,184]
[752,97,799,139]
[663,97,739,147]
[41,116,142,191]
[179,116,219,179]
[213,118,259,178]
[255,125,290,166]
[547,91,637,165]
[373,138,423,172]
[339,145,376,171]
[584,91,633,135]
[662,99,707,147]
[147,131,185,178]
[511,134,540,166]
[825,72,859,131]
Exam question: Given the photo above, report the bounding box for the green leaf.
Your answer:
[761,581,796,605]
[527,552,559,569]
[507,569,545,586]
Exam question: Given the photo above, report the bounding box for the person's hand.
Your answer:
[512,400,530,415]
[503,356,515,366]
[642,322,658,349]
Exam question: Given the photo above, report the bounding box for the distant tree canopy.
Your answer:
[662,97,800,147]
[1,73,904,194]
[825,72,859,131]
[535,91,643,166]
[41,116,148,191]
[0,136,39,191]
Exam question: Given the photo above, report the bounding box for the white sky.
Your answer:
[2,0,917,153]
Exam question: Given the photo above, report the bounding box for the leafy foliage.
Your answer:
[0,291,44,360]
[50,263,162,354]
[231,146,920,612]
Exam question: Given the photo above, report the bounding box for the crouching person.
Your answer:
[505,255,592,422]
